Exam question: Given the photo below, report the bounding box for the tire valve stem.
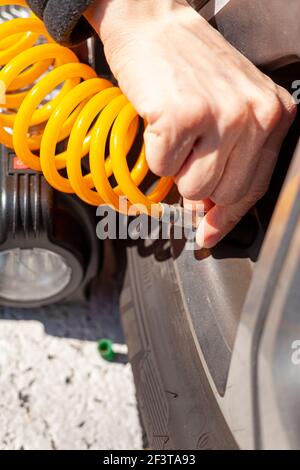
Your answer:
[159,203,204,230]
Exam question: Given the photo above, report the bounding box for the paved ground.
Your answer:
[0,244,142,450]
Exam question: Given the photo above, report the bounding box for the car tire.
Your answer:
[120,238,237,450]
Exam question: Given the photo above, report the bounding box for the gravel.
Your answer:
[0,244,142,450]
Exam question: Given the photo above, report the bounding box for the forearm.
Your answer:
[26,0,197,45]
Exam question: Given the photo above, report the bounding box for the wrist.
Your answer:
[84,0,194,43]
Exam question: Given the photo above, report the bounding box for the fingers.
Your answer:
[172,96,246,200]
[276,83,298,116]
[196,198,253,249]
[90,0,297,245]
[209,121,268,205]
[174,129,225,200]
[181,85,292,206]
[144,99,212,177]
[183,197,214,212]
[174,107,271,204]
[196,97,296,248]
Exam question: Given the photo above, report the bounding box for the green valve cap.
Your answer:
[98,339,116,362]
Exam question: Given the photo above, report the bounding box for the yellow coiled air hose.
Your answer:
[0,0,174,217]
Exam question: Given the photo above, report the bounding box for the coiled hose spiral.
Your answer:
[0,0,174,217]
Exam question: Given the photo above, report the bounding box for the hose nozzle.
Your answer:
[159,203,204,230]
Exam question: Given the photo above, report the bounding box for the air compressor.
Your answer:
[0,2,102,307]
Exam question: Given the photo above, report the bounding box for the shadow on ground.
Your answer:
[0,241,125,345]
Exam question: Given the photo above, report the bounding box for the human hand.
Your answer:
[86,0,296,248]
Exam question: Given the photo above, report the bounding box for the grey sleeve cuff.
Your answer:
[26,0,96,46]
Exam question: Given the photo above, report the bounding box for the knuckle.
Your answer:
[147,99,209,130]
[143,103,164,125]
[176,177,210,201]
[148,161,169,177]
[211,174,250,206]
[245,188,267,205]
[176,156,220,200]
[255,92,283,131]
[145,100,212,177]
[147,154,171,177]
[144,124,173,176]
[225,210,244,227]
[225,99,248,129]
[171,101,211,136]
[211,189,244,206]
[287,100,298,123]
[177,181,199,200]
[280,88,298,122]
[188,101,211,125]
